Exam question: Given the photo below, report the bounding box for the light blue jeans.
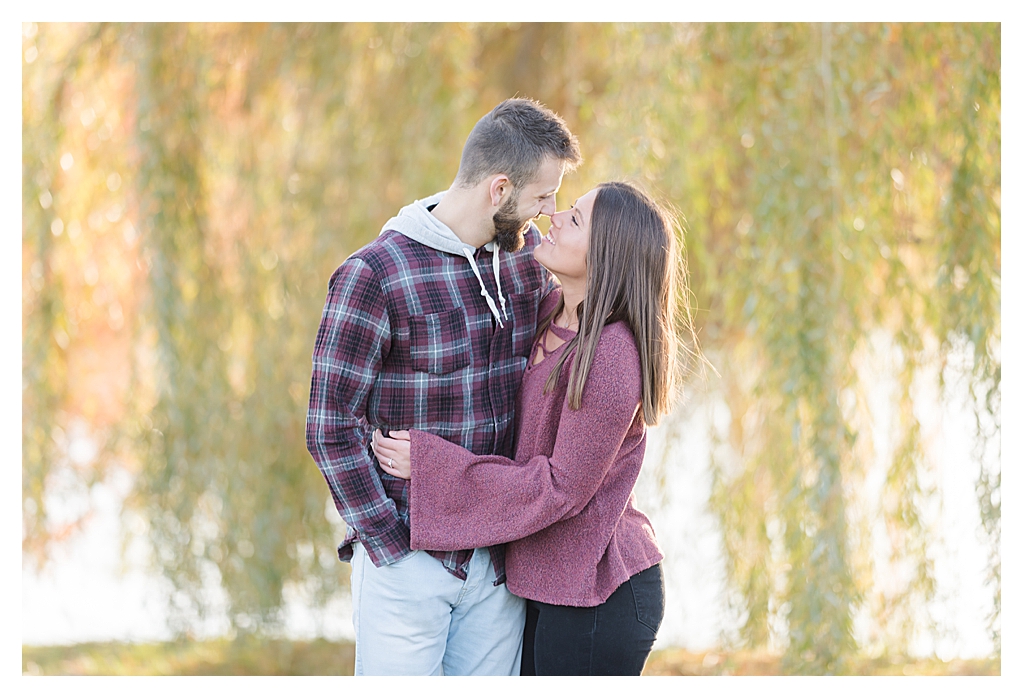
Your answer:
[350,542,525,675]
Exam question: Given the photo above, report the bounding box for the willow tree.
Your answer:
[124,23,484,630]
[608,23,999,669]
[23,22,998,669]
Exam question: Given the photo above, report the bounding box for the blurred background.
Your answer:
[22,22,1000,675]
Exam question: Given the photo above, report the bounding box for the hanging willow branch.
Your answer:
[23,23,999,661]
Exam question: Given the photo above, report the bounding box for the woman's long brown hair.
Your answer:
[538,181,700,425]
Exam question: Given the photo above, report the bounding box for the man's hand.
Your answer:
[373,429,412,480]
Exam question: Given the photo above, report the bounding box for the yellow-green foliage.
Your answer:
[23,23,999,672]
[21,640,998,676]
[23,638,355,676]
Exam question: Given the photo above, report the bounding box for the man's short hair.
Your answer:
[453,98,582,189]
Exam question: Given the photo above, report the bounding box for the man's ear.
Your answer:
[488,174,512,208]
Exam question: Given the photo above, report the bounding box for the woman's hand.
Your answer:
[372,429,412,480]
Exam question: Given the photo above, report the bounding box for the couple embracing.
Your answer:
[306,98,697,676]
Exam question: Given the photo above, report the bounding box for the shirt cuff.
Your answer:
[356,517,412,567]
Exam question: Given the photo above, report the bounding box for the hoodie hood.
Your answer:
[380,190,499,256]
[380,190,508,327]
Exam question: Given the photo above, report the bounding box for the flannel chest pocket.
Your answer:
[409,307,471,374]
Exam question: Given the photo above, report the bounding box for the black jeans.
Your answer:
[520,563,665,676]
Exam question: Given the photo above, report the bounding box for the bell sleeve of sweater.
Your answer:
[408,328,642,552]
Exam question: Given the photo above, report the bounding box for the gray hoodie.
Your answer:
[380,191,509,328]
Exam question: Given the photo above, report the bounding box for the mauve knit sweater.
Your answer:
[408,289,664,607]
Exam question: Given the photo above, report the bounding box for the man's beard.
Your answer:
[492,193,531,252]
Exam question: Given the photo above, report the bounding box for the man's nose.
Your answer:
[539,197,557,218]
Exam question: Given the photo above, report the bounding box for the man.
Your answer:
[306,98,582,675]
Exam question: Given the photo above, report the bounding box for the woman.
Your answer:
[373,181,699,676]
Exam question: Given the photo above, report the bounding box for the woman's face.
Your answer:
[534,187,598,284]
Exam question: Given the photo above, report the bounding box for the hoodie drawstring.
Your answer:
[492,246,508,322]
[462,246,507,329]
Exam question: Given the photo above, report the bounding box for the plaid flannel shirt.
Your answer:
[306,223,554,582]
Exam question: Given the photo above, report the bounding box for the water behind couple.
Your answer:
[306,97,700,676]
